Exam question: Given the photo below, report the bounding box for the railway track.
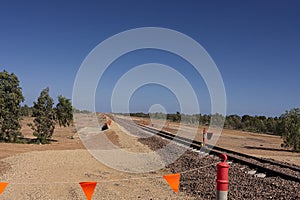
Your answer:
[115,116,300,183]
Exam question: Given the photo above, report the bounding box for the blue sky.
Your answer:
[0,0,299,116]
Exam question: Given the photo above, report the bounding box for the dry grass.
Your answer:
[0,117,84,160]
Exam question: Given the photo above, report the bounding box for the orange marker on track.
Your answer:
[0,182,8,195]
[80,182,97,200]
[163,173,180,193]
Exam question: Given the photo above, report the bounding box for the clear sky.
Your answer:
[0,0,299,116]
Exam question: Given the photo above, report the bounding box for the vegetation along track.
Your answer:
[114,116,300,183]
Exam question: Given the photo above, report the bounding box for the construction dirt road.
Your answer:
[1,114,300,199]
[0,115,191,199]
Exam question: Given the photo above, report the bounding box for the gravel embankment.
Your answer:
[138,135,300,199]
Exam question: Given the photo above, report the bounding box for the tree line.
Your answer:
[1,69,299,150]
[128,109,300,151]
[0,70,73,144]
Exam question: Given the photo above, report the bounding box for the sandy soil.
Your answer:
[0,115,192,199]
[2,114,299,199]
[0,118,84,177]
[131,116,300,166]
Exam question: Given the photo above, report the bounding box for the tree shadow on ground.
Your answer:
[0,137,59,144]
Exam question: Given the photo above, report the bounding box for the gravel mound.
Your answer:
[139,135,300,199]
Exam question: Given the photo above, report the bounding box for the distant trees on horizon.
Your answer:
[1,69,299,150]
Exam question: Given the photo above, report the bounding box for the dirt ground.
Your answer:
[1,114,300,199]
[132,116,300,166]
[0,115,192,199]
[0,118,84,178]
[0,118,84,160]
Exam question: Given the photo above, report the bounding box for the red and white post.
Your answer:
[216,154,229,200]
[202,128,207,147]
